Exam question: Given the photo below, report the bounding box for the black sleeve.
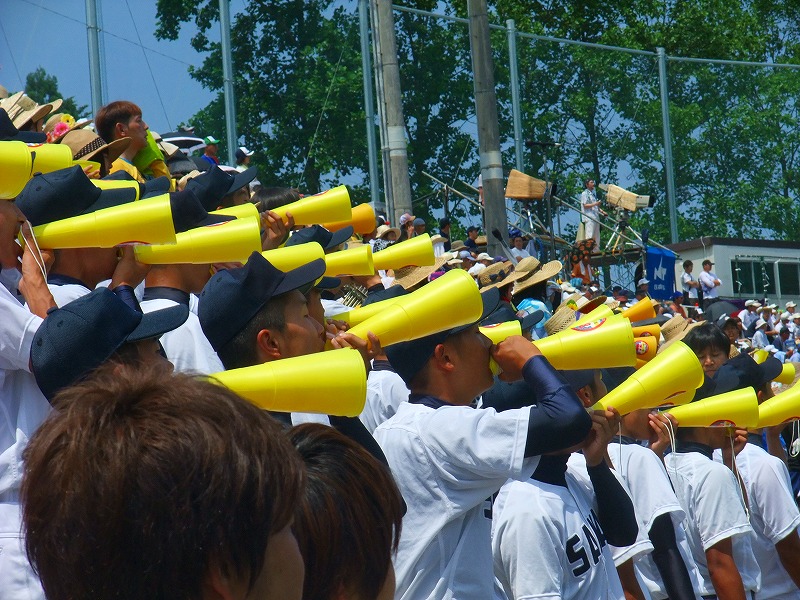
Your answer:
[587,461,638,547]
[521,356,593,457]
[328,415,389,468]
[649,513,697,600]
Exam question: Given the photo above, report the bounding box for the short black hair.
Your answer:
[216,294,289,370]
[683,322,731,357]
[467,225,479,233]
[683,260,693,269]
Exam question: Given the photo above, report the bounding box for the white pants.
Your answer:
[584,220,600,245]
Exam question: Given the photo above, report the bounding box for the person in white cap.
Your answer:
[753,319,769,349]
[741,300,760,333]
[637,278,650,294]
[698,259,720,310]
[235,146,254,172]
[476,252,493,266]
[786,300,797,315]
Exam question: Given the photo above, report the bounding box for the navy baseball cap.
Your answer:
[386,287,500,385]
[169,188,234,233]
[101,171,171,199]
[0,108,46,143]
[16,165,137,226]
[481,304,544,333]
[560,369,596,393]
[286,224,354,251]
[198,251,326,352]
[186,165,259,211]
[30,288,189,400]
[712,352,782,394]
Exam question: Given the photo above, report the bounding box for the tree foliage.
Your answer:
[24,67,88,119]
[155,0,800,242]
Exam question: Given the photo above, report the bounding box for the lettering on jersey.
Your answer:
[566,509,607,577]
[483,493,498,520]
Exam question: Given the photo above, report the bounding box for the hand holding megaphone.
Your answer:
[490,335,543,381]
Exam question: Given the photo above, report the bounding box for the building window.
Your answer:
[731,259,777,297]
[779,263,800,296]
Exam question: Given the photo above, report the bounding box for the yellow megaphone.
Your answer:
[324,244,374,276]
[758,383,800,427]
[634,337,658,362]
[752,349,769,364]
[330,293,405,325]
[261,242,326,272]
[30,143,74,174]
[480,321,522,345]
[210,349,366,416]
[31,193,177,249]
[632,324,661,339]
[533,315,636,370]
[323,202,376,234]
[0,141,33,199]
[340,269,482,348]
[775,363,797,385]
[665,387,759,428]
[621,297,656,322]
[573,304,614,327]
[134,218,262,264]
[93,178,142,200]
[212,203,260,221]
[372,234,435,271]
[481,321,524,376]
[272,185,352,226]
[596,341,704,414]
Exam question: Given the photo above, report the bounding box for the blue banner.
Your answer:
[645,246,676,300]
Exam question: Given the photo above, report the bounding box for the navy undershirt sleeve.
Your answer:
[521,355,593,457]
[649,512,696,600]
[587,461,638,546]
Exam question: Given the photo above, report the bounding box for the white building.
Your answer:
[668,237,800,305]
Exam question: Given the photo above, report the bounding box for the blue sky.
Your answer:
[1,0,248,134]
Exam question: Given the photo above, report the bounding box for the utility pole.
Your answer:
[359,0,381,211]
[373,1,413,224]
[468,0,505,258]
[85,0,103,114]
[657,47,678,244]
[219,0,237,166]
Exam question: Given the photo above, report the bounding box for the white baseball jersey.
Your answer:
[608,441,703,600]
[715,443,800,600]
[374,401,538,600]
[665,449,760,595]
[567,452,654,568]
[359,364,408,434]
[140,297,224,375]
[0,283,48,599]
[492,471,626,600]
[47,281,91,307]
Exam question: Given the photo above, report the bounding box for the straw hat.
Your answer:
[657,318,703,354]
[543,305,577,336]
[60,129,131,164]
[43,113,92,143]
[392,256,447,290]
[376,224,401,240]
[451,240,466,252]
[494,257,541,288]
[512,260,563,296]
[575,294,607,313]
[660,314,690,342]
[477,262,512,289]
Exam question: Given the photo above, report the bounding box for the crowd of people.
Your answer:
[1,88,800,600]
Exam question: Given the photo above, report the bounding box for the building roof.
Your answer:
[667,237,800,253]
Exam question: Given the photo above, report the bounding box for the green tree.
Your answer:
[24,67,88,118]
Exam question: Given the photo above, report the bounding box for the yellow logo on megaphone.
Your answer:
[533,315,636,370]
[323,202,376,234]
[665,387,759,428]
[209,349,366,416]
[272,185,352,226]
[134,217,262,265]
[372,234,435,271]
[340,269,482,348]
[32,193,177,249]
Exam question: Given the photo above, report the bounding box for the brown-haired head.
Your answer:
[288,423,403,600]
[94,100,142,143]
[22,363,304,600]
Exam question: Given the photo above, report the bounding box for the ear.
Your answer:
[431,343,456,374]
[256,328,283,362]
[575,385,594,408]
[114,121,126,138]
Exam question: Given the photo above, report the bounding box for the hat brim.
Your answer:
[81,136,131,164]
[327,225,354,249]
[520,309,544,330]
[379,227,401,240]
[7,129,46,143]
[314,276,341,290]
[228,166,258,194]
[512,260,563,295]
[127,303,190,343]
[274,258,328,298]
[140,176,171,199]
[81,186,138,215]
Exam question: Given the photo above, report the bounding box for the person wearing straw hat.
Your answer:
[491,369,638,600]
[513,259,563,339]
[59,128,131,179]
[375,289,593,600]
